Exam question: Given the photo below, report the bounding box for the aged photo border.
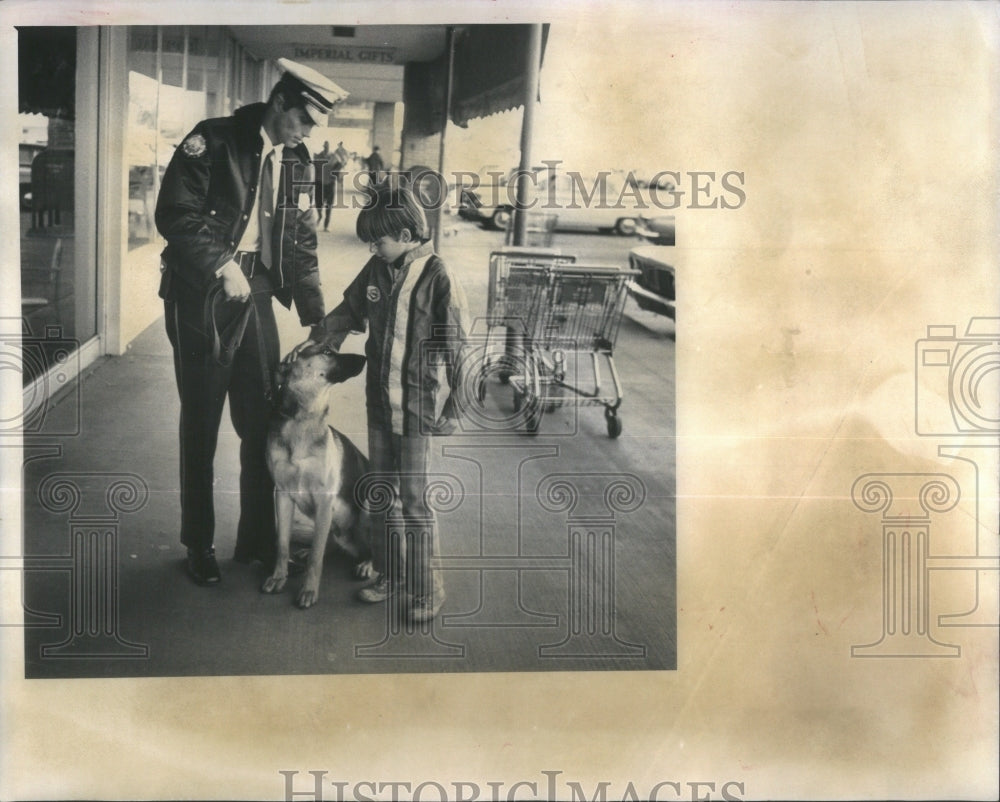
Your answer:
[2,1,998,800]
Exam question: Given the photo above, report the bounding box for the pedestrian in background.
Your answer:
[365,145,385,185]
[313,140,336,231]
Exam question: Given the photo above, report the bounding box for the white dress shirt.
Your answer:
[220,127,280,275]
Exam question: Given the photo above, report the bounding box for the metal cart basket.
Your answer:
[479,247,576,389]
[485,247,575,328]
[491,261,639,438]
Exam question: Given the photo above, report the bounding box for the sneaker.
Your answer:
[186,547,221,586]
[356,574,396,604]
[409,593,445,623]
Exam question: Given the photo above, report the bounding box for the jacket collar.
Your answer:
[234,102,309,163]
[234,102,268,132]
[397,241,434,269]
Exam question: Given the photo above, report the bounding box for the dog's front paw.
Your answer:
[261,573,287,594]
[354,559,376,580]
[295,582,320,609]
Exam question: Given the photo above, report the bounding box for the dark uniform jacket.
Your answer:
[314,242,470,436]
[155,102,325,326]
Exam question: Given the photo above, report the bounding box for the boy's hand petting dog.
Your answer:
[288,337,319,362]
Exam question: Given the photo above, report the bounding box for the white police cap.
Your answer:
[276,58,349,125]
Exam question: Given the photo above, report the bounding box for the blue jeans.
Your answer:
[367,426,444,600]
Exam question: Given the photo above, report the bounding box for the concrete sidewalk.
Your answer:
[18,206,676,677]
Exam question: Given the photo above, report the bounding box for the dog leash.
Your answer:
[205,283,275,404]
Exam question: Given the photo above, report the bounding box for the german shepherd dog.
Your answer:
[261,344,376,608]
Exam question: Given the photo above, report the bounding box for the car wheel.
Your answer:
[491,208,512,230]
[615,217,638,236]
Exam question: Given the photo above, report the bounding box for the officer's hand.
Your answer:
[219,261,251,302]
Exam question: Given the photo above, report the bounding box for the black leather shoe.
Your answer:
[186,547,221,585]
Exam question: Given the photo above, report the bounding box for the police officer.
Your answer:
[155,59,348,585]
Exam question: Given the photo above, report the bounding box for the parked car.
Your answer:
[624,171,677,191]
[456,186,487,221]
[635,213,675,246]
[626,213,676,319]
[466,169,646,236]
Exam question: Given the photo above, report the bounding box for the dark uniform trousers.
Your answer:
[163,254,279,565]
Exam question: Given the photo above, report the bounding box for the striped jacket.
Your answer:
[315,242,470,435]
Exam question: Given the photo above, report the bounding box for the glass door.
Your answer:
[17,26,97,387]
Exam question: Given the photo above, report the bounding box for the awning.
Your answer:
[402,24,548,135]
[451,24,549,126]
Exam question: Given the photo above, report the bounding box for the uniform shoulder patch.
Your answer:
[181,134,207,158]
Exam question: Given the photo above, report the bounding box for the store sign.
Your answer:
[292,44,397,65]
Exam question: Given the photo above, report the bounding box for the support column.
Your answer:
[353,473,464,660]
[439,444,561,629]
[851,473,962,657]
[512,24,544,246]
[36,472,149,658]
[536,472,647,659]
[371,101,396,166]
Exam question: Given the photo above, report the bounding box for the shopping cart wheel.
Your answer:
[514,389,542,435]
[605,408,623,439]
[526,402,542,435]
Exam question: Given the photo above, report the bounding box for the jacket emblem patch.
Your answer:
[366,285,381,302]
[181,134,207,158]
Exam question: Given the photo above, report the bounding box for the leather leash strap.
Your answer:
[205,283,275,403]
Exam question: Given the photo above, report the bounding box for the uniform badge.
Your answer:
[181,134,207,158]
[366,285,381,303]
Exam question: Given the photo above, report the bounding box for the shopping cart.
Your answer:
[478,247,576,396]
[506,263,639,438]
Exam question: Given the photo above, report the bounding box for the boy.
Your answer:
[303,180,469,622]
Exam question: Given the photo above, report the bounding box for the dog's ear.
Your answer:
[329,353,367,382]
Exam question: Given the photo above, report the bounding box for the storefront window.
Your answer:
[125,26,225,251]
[160,26,184,88]
[17,26,92,386]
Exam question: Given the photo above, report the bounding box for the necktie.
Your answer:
[259,150,275,270]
